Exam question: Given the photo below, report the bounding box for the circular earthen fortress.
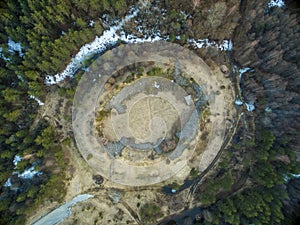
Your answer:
[72,41,234,186]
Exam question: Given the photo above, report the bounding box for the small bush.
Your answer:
[190,168,198,178]
[87,153,93,160]
[140,203,163,224]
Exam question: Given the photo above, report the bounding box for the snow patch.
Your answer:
[235,99,243,106]
[89,20,95,27]
[235,99,255,112]
[285,173,300,182]
[239,67,252,80]
[268,0,285,8]
[187,39,233,51]
[3,155,42,188]
[245,102,255,112]
[8,37,23,57]
[4,178,12,187]
[46,32,163,84]
[18,166,42,179]
[45,2,233,85]
[120,31,163,43]
[0,47,10,61]
[46,3,146,85]
[13,155,22,167]
[30,95,45,106]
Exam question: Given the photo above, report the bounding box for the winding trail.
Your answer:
[186,107,243,208]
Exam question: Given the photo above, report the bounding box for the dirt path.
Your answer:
[186,107,243,208]
[120,200,142,225]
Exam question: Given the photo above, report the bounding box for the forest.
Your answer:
[0,0,131,224]
[194,1,300,224]
[0,0,300,224]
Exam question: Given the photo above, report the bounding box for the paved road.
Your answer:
[31,194,94,225]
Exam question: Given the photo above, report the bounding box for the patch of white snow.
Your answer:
[13,155,22,166]
[120,32,163,44]
[4,155,43,187]
[239,67,252,80]
[268,0,285,8]
[89,20,95,27]
[46,3,148,85]
[285,173,300,182]
[18,166,42,179]
[291,174,300,178]
[0,47,11,61]
[187,39,233,51]
[235,99,243,106]
[8,37,23,57]
[218,40,233,51]
[245,102,255,112]
[4,178,12,187]
[30,95,45,106]
[45,2,233,85]
[3,156,43,188]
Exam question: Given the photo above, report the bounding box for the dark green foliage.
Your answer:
[140,203,163,224]
[190,168,198,178]
[146,67,163,76]
[198,171,234,205]
[250,130,300,188]
[213,186,286,225]
[0,1,135,223]
[0,65,38,187]
[205,130,300,225]
[214,187,287,224]
[0,123,68,224]
[1,0,130,82]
